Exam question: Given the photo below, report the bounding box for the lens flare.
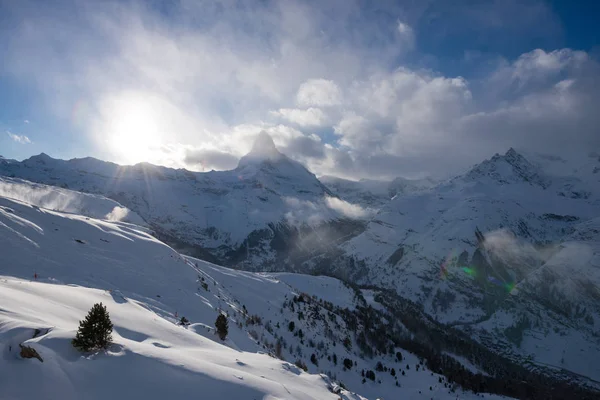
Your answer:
[440,249,456,279]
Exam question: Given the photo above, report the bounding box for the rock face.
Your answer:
[20,344,43,362]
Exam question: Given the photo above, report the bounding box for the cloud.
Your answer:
[1,1,598,181]
[296,79,342,107]
[282,134,324,159]
[272,107,328,127]
[184,148,239,171]
[6,131,32,144]
[105,206,131,222]
[325,196,374,219]
[283,196,325,225]
[24,120,30,124]
[396,21,415,50]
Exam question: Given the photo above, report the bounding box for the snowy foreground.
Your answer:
[0,179,508,399]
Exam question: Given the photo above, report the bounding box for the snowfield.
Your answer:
[0,178,509,399]
[0,278,349,400]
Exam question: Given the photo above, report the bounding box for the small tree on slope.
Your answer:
[72,303,113,352]
[216,314,228,340]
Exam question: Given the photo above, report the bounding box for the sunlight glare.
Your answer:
[104,93,164,164]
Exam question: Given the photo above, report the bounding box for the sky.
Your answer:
[1,0,599,180]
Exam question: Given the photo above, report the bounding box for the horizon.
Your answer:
[1,137,556,183]
[1,0,599,180]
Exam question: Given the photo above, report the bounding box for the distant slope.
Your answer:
[0,176,145,224]
[320,175,437,208]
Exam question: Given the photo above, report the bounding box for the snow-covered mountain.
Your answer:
[1,177,526,400]
[0,133,367,271]
[320,175,437,208]
[2,143,600,389]
[326,148,600,381]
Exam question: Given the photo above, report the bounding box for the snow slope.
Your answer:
[0,176,145,224]
[0,179,508,400]
[0,279,348,400]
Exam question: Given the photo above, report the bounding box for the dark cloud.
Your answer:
[282,135,325,160]
[184,149,239,171]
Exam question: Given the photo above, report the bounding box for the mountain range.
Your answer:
[2,133,600,388]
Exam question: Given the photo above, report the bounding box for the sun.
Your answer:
[102,93,164,164]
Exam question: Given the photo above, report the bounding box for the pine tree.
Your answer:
[216,313,228,340]
[72,303,113,352]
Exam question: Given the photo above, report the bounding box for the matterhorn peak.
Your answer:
[237,132,284,169]
[249,131,280,159]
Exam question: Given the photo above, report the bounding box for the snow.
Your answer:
[442,352,489,376]
[0,176,145,225]
[2,144,598,395]
[0,278,352,400]
[0,179,509,400]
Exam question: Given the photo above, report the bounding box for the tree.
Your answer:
[332,353,338,365]
[72,303,113,352]
[275,339,283,359]
[343,358,353,370]
[310,353,318,366]
[295,359,308,372]
[216,314,229,340]
[396,351,403,362]
[366,370,376,381]
[288,321,295,332]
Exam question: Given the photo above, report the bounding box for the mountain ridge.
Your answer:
[2,143,600,384]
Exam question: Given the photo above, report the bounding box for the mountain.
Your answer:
[0,177,528,400]
[320,175,437,208]
[0,155,17,164]
[0,134,367,271]
[2,143,600,388]
[326,148,600,381]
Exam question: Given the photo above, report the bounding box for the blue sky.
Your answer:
[1,0,599,180]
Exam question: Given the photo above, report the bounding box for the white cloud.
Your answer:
[396,21,415,50]
[296,79,342,107]
[272,107,328,127]
[325,196,374,219]
[6,131,31,144]
[1,1,599,181]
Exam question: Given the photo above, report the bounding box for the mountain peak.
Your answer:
[465,148,550,188]
[26,152,55,164]
[248,132,280,159]
[237,132,284,169]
